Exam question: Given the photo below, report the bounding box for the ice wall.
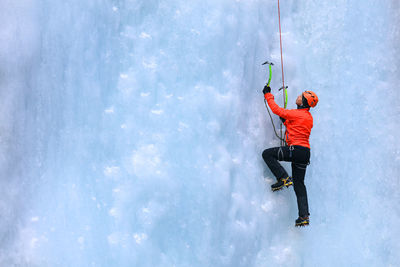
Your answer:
[0,0,41,264]
[0,0,399,266]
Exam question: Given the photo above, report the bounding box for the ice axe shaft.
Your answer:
[262,61,274,87]
[279,86,288,109]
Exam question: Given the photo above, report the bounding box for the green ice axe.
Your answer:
[279,85,289,109]
[262,61,285,142]
[262,61,274,87]
[262,61,288,108]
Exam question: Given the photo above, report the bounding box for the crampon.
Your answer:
[295,216,309,227]
[271,176,293,192]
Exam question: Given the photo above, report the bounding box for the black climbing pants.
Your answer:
[262,145,310,217]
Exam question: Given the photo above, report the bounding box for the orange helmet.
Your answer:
[302,90,318,108]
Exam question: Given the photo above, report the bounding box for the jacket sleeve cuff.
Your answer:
[264,93,273,100]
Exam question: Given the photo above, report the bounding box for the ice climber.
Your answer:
[261,85,318,227]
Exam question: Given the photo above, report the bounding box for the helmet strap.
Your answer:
[302,95,310,108]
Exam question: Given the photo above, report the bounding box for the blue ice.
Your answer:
[0,0,399,266]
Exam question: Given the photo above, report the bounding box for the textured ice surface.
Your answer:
[0,0,399,266]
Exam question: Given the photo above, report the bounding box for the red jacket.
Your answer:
[264,93,313,148]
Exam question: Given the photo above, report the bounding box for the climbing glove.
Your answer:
[263,85,271,94]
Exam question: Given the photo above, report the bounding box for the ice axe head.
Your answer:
[262,61,274,66]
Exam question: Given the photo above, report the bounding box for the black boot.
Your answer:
[295,216,309,227]
[271,176,293,192]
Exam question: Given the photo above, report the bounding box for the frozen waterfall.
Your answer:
[0,0,399,266]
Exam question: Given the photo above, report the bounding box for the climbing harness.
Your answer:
[289,145,294,158]
[277,146,284,161]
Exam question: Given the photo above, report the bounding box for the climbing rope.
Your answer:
[277,0,285,93]
[262,0,288,146]
[264,99,285,142]
[277,0,286,146]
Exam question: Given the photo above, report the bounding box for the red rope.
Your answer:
[277,0,285,90]
[277,0,286,146]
